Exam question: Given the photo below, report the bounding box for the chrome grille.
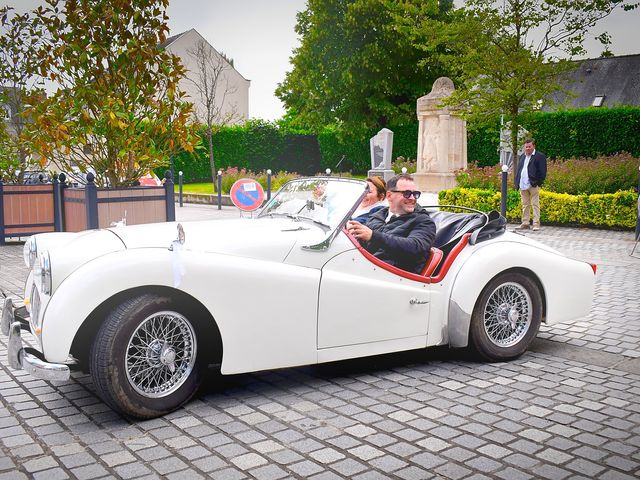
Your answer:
[31,287,41,329]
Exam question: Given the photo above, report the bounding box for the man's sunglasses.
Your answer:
[390,190,421,199]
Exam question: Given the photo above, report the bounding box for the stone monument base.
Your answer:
[367,169,395,182]
[413,172,457,193]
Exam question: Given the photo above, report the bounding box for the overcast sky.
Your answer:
[3,0,639,120]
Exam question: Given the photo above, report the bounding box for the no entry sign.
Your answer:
[230,178,265,211]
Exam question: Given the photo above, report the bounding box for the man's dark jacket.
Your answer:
[514,150,547,190]
[362,206,436,274]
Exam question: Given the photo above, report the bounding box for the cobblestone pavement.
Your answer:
[1,214,640,479]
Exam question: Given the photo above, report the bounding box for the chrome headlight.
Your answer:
[38,251,52,295]
[23,236,38,268]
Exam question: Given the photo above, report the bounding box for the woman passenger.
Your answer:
[352,176,387,223]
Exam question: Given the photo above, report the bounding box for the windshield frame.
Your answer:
[258,176,367,251]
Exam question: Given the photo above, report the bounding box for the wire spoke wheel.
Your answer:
[125,310,197,398]
[483,282,532,347]
[470,272,542,361]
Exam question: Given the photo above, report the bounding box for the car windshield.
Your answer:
[259,177,367,230]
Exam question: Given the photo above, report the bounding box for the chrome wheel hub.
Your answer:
[126,311,197,398]
[484,282,532,347]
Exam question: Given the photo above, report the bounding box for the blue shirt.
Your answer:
[519,154,532,190]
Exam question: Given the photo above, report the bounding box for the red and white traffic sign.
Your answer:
[230,178,265,211]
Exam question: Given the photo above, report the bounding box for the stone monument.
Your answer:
[414,77,467,192]
[368,128,395,181]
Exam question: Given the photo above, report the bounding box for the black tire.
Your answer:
[469,271,542,362]
[90,294,206,418]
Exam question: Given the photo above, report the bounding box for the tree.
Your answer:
[186,38,241,191]
[276,0,454,135]
[426,0,639,174]
[0,7,46,183]
[26,0,198,187]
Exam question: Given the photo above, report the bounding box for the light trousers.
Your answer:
[520,186,540,226]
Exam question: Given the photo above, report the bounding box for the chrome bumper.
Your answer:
[2,297,70,382]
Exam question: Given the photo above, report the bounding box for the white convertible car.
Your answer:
[1,177,596,418]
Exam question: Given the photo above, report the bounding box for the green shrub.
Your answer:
[456,153,639,195]
[392,156,417,174]
[439,187,637,229]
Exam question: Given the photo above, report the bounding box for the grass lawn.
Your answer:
[175,183,216,194]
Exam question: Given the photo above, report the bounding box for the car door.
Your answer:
[317,249,431,350]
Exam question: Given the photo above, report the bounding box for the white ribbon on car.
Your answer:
[170,224,186,288]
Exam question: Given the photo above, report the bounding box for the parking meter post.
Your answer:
[501,165,508,219]
[217,170,222,210]
[267,169,272,201]
[178,171,183,208]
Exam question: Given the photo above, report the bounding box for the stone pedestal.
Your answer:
[416,77,467,193]
[367,168,395,182]
[413,172,456,192]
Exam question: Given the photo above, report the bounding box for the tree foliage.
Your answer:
[0,7,45,183]
[25,0,198,187]
[427,0,639,174]
[276,0,454,135]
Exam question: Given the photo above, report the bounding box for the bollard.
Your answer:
[266,169,272,201]
[217,170,222,210]
[178,171,183,207]
[325,168,331,176]
[501,164,508,218]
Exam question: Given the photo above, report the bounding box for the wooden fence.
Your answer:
[0,172,175,244]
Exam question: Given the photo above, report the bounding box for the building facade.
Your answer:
[161,29,250,124]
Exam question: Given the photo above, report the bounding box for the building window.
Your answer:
[592,95,605,107]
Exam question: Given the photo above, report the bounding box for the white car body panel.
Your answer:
[318,248,430,349]
[449,234,595,326]
[40,247,321,373]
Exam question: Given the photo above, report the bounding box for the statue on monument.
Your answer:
[414,77,467,192]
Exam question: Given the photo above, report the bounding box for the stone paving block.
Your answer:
[531,463,572,480]
[394,465,434,480]
[151,456,189,475]
[434,462,472,480]
[23,456,59,473]
[465,455,502,473]
[113,462,153,479]
[70,463,109,480]
[308,447,345,464]
[191,455,227,473]
[289,459,324,477]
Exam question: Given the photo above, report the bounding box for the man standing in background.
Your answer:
[515,139,547,231]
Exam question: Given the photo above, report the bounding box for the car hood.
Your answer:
[109,217,328,262]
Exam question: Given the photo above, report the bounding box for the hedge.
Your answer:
[168,124,322,182]
[438,187,637,229]
[467,107,640,166]
[167,107,640,180]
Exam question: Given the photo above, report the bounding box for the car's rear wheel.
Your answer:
[90,294,206,418]
[469,271,542,361]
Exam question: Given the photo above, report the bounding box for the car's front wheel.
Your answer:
[90,294,206,418]
[469,271,542,361]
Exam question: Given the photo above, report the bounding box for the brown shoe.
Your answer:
[515,224,530,230]
[532,225,540,231]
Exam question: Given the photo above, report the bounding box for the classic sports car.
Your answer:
[1,177,596,418]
